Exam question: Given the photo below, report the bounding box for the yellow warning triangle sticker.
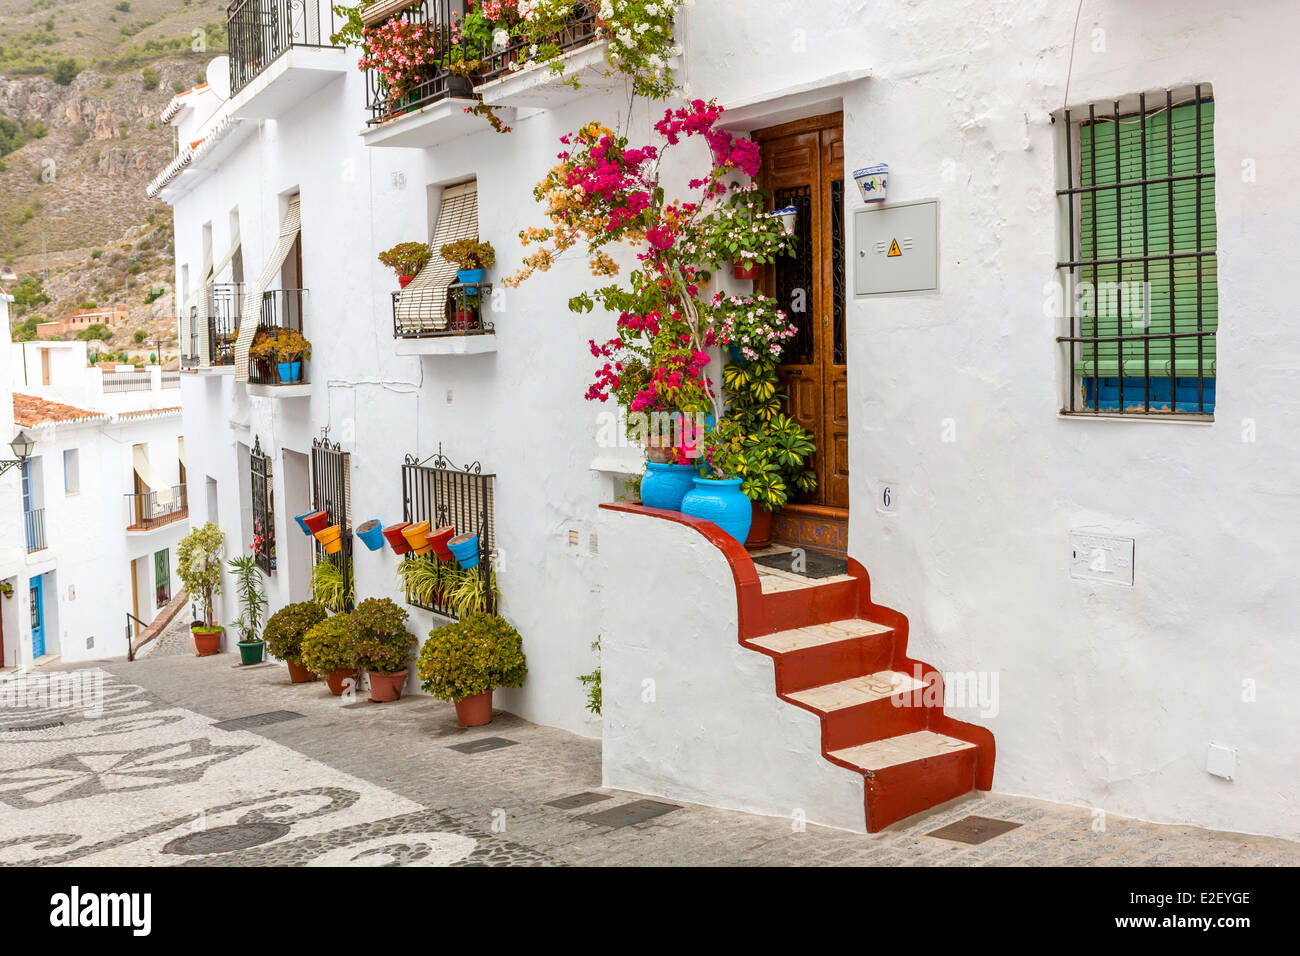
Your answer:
[887,238,902,257]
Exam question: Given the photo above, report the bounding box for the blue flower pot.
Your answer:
[293,511,315,536]
[357,519,385,552]
[277,361,302,383]
[681,477,752,545]
[727,344,746,365]
[641,462,698,511]
[456,268,485,295]
[448,532,480,569]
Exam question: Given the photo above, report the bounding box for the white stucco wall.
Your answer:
[162,0,1300,836]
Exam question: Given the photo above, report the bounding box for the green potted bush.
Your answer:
[264,600,327,683]
[439,238,495,293]
[176,522,225,656]
[227,554,268,665]
[299,613,359,697]
[351,597,417,703]
[416,613,527,726]
[378,241,432,288]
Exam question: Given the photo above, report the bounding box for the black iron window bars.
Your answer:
[392,283,494,339]
[364,0,599,126]
[1055,85,1217,417]
[250,437,276,575]
[227,0,339,97]
[208,283,243,367]
[400,446,496,619]
[312,437,353,612]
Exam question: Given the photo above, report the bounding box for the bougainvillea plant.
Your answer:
[504,99,800,475]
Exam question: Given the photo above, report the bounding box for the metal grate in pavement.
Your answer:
[212,710,304,732]
[926,815,1022,845]
[447,736,517,754]
[546,791,612,810]
[3,721,64,732]
[579,799,680,828]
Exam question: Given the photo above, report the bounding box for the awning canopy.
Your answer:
[235,196,301,382]
[395,181,478,334]
[133,445,174,507]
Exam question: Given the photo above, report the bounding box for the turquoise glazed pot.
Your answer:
[448,532,480,569]
[641,462,698,511]
[456,268,485,295]
[356,519,385,552]
[681,477,752,544]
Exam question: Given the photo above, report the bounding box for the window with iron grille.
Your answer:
[312,437,353,612]
[250,437,276,575]
[1056,85,1217,417]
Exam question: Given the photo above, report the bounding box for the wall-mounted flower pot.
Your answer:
[192,625,223,657]
[383,522,412,555]
[456,268,485,295]
[301,510,329,535]
[368,668,409,703]
[853,163,889,202]
[323,668,358,696]
[277,361,303,384]
[237,640,265,666]
[286,658,317,683]
[401,520,433,555]
[315,524,343,555]
[448,531,480,569]
[293,511,316,535]
[427,525,456,561]
[681,477,753,545]
[772,205,798,235]
[398,275,415,289]
[641,461,698,511]
[454,689,493,727]
[357,519,385,552]
[733,260,759,280]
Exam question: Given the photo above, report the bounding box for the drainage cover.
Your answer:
[163,821,291,856]
[211,711,304,732]
[753,548,848,579]
[926,815,1022,845]
[447,736,517,754]
[579,799,680,828]
[547,791,613,810]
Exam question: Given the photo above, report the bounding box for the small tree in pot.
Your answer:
[351,597,417,703]
[264,601,327,683]
[227,554,268,665]
[299,613,359,696]
[177,522,225,656]
[378,241,432,287]
[417,613,527,726]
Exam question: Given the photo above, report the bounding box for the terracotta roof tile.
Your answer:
[12,394,104,427]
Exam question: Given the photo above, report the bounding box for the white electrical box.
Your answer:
[853,199,939,296]
[1069,532,1135,587]
[1206,743,1237,780]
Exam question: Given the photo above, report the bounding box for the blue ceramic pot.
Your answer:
[277,361,302,383]
[357,519,385,552]
[448,532,480,569]
[456,268,485,295]
[641,462,698,511]
[293,511,314,536]
[727,344,746,365]
[680,477,752,544]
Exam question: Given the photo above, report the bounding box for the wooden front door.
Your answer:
[756,113,849,510]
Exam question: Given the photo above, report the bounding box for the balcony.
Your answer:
[126,486,189,533]
[182,306,201,368]
[102,371,153,394]
[393,283,497,356]
[207,282,244,368]
[226,0,347,120]
[23,508,46,553]
[248,289,312,397]
[360,1,603,148]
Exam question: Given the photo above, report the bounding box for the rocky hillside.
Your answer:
[0,0,230,353]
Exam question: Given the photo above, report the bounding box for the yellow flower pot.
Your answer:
[314,524,343,555]
[401,520,432,556]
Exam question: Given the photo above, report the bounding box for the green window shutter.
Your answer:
[1075,100,1217,378]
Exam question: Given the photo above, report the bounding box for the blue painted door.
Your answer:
[30,576,44,659]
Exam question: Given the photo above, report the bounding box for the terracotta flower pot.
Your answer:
[454,690,493,727]
[745,501,773,549]
[733,260,760,280]
[286,658,318,683]
[401,520,432,555]
[427,525,456,560]
[192,627,222,657]
[302,510,329,535]
[383,521,412,555]
[323,668,358,696]
[368,668,409,703]
[449,310,474,332]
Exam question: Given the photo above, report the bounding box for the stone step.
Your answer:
[748,617,896,693]
[830,730,977,772]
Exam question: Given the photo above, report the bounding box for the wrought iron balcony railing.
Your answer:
[227,0,339,97]
[103,372,153,394]
[207,282,243,367]
[126,485,189,532]
[23,508,46,552]
[250,288,308,386]
[392,282,493,339]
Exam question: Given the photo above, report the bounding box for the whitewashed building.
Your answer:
[151,1,1299,838]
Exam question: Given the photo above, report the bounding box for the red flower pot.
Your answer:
[454,690,493,727]
[302,510,329,535]
[398,275,415,289]
[745,501,773,548]
[427,525,456,560]
[368,668,408,703]
[733,261,760,280]
[286,659,318,683]
[323,668,358,696]
[449,310,474,331]
[192,628,222,657]
[383,522,412,555]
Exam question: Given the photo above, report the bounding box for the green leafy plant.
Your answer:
[299,613,359,676]
[439,238,495,271]
[263,600,326,663]
[701,414,816,512]
[377,240,431,278]
[310,556,354,613]
[416,613,527,703]
[444,564,499,619]
[250,327,311,363]
[351,597,416,674]
[578,637,601,716]
[396,554,444,606]
[227,554,268,644]
[176,522,225,628]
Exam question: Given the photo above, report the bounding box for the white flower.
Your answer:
[600,0,615,15]
[493,28,510,50]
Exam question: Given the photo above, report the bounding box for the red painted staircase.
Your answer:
[601,503,995,833]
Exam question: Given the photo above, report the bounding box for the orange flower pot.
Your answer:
[286,659,317,683]
[368,668,408,703]
[323,668,358,696]
[401,520,432,555]
[454,690,493,727]
[314,524,343,555]
[192,627,223,657]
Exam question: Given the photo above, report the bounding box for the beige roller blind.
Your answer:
[185,244,214,366]
[361,0,419,27]
[196,231,241,368]
[235,196,301,382]
[394,181,477,334]
[133,445,174,507]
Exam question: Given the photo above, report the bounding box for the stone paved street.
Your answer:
[2,654,1298,867]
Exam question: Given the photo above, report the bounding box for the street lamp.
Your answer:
[0,430,35,477]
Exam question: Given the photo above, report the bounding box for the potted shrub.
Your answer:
[227,553,268,665]
[310,556,354,613]
[439,238,495,295]
[177,522,225,656]
[378,241,432,288]
[417,612,527,726]
[352,597,417,702]
[265,328,311,384]
[263,601,327,683]
[299,613,359,696]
